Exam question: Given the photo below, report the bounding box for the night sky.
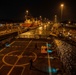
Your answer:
[0,0,76,21]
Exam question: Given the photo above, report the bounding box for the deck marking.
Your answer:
[10,41,15,45]
[0,65,4,70]
[48,53,52,75]
[7,40,32,75]
[0,48,6,52]
[46,42,52,75]
[2,51,37,66]
[0,41,15,53]
[21,67,25,75]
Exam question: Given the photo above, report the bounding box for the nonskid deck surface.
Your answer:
[0,38,63,75]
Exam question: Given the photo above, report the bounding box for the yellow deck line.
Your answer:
[7,40,32,75]
[0,65,4,70]
[21,67,25,75]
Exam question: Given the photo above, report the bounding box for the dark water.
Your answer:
[54,39,76,75]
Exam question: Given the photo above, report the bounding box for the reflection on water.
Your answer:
[54,39,76,75]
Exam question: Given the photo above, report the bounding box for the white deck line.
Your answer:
[46,42,52,75]
[48,53,52,75]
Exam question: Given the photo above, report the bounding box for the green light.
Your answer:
[47,50,53,53]
[46,43,51,47]
[5,43,10,47]
[48,68,58,73]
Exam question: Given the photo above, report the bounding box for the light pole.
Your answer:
[25,10,28,20]
[26,10,28,15]
[39,16,42,21]
[60,4,64,21]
